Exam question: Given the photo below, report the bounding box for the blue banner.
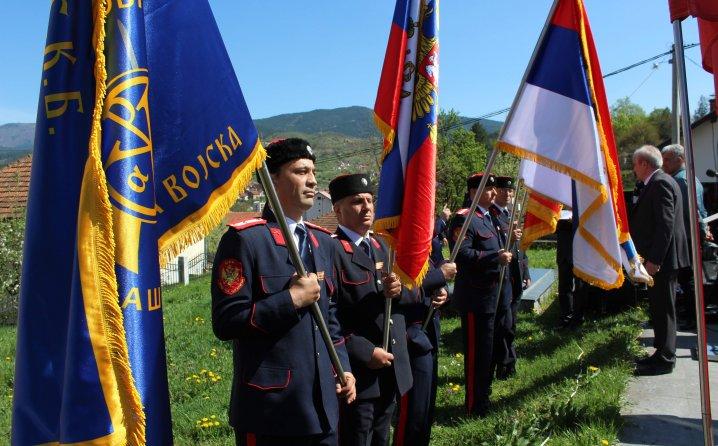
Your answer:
[12,1,264,444]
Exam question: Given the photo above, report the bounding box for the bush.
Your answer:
[0,214,24,325]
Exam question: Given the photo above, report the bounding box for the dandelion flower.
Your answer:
[601,440,609,446]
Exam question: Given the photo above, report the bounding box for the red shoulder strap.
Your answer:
[269,227,286,246]
[370,237,381,250]
[456,208,469,216]
[228,218,267,231]
[339,239,354,253]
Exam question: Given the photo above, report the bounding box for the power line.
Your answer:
[315,43,700,163]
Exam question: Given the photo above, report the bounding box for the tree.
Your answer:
[693,95,709,121]
[436,110,487,211]
[0,213,24,324]
[647,107,671,145]
[611,97,659,158]
[471,120,490,147]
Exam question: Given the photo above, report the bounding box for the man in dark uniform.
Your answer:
[449,173,512,417]
[328,173,406,446]
[392,257,455,446]
[490,176,530,379]
[211,138,356,446]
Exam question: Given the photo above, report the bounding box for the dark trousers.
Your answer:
[393,317,439,446]
[340,374,397,446]
[677,266,696,322]
[235,430,337,446]
[493,297,519,376]
[461,311,497,414]
[646,270,678,364]
[556,221,575,319]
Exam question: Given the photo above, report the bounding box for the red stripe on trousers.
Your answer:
[466,312,476,413]
[394,393,409,446]
[246,433,256,446]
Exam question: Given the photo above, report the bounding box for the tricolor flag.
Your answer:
[497,0,646,289]
[373,0,439,288]
[12,1,264,444]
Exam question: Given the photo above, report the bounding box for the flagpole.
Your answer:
[672,19,713,446]
[422,0,560,332]
[382,243,395,351]
[496,0,560,142]
[671,44,681,144]
[257,162,347,386]
[493,180,528,307]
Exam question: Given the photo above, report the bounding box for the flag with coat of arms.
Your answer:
[373,0,439,288]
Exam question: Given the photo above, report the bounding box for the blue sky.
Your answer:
[0,1,714,125]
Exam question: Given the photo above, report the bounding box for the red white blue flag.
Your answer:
[373,0,438,288]
[497,0,648,289]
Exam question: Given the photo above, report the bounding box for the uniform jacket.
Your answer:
[629,170,690,272]
[490,204,531,302]
[400,263,446,358]
[448,208,512,314]
[211,209,350,436]
[332,228,413,399]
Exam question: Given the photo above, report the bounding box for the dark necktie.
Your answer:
[503,208,509,217]
[295,224,311,269]
[361,238,373,260]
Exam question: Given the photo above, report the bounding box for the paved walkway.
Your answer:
[619,324,718,445]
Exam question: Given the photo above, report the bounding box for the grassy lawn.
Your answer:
[0,250,644,444]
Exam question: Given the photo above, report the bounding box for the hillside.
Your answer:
[0,107,503,178]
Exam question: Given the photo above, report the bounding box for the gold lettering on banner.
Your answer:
[147,287,162,311]
[161,124,245,204]
[44,42,76,71]
[122,287,142,311]
[45,92,83,119]
[127,165,149,193]
[228,126,242,149]
[182,165,201,189]
[196,155,209,180]
[163,175,188,203]
[205,144,220,168]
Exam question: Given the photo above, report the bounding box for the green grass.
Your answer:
[0,269,644,445]
[0,324,15,442]
[526,245,557,269]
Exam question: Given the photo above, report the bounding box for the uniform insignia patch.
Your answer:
[217,258,245,295]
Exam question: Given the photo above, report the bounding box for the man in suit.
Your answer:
[661,143,711,330]
[328,173,406,446]
[449,173,512,416]
[490,176,530,379]
[211,138,356,446]
[630,145,690,375]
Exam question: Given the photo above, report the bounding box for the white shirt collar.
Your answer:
[338,224,370,247]
[477,205,490,216]
[286,216,304,244]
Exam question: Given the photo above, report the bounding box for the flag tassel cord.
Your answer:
[88,0,145,443]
